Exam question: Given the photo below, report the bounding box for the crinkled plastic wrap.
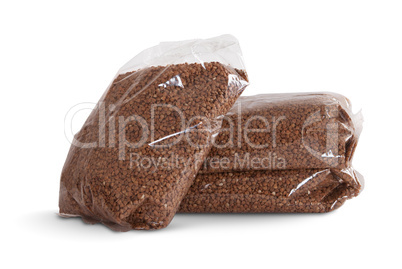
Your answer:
[185,92,364,213]
[200,92,363,173]
[179,167,363,213]
[59,35,249,230]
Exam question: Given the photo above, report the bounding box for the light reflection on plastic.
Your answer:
[158,75,184,88]
[288,170,327,197]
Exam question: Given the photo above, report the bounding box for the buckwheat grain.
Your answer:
[59,62,248,230]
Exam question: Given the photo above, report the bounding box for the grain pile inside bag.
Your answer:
[200,92,362,173]
[179,168,363,213]
[59,35,249,230]
[180,92,363,213]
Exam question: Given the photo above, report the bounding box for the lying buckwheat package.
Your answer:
[200,92,363,173]
[179,167,363,213]
[59,35,249,230]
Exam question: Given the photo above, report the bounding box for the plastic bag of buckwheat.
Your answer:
[200,92,363,173]
[59,35,249,231]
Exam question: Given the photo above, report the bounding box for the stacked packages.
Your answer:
[59,35,363,230]
[180,93,363,213]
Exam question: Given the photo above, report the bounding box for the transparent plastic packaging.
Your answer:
[59,35,249,230]
[200,92,363,173]
[179,167,363,213]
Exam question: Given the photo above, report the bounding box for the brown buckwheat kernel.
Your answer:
[59,62,248,231]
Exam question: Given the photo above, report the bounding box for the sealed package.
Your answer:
[186,93,364,214]
[59,35,249,230]
[180,167,363,213]
[200,93,363,173]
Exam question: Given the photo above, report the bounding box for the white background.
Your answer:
[1,0,401,268]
